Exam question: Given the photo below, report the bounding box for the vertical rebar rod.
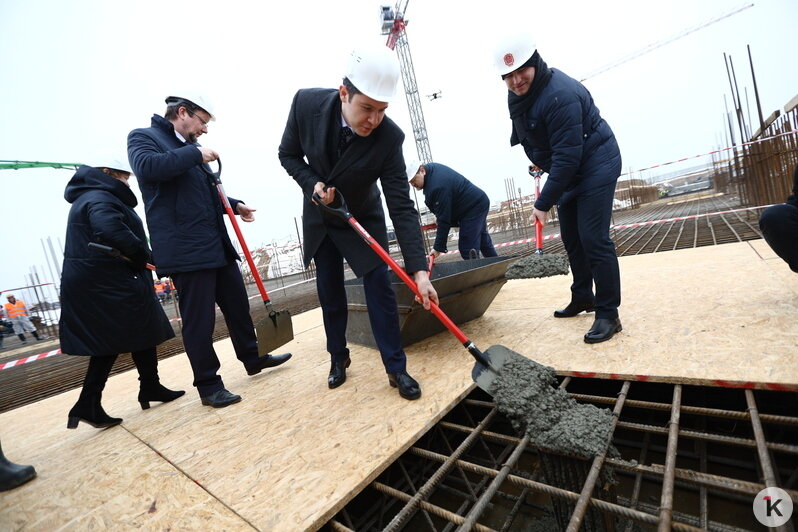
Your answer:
[397,459,439,532]
[567,380,631,531]
[658,384,682,531]
[457,434,531,531]
[384,409,498,532]
[747,44,765,132]
[623,431,651,532]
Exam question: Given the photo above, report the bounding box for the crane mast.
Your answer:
[381,2,433,164]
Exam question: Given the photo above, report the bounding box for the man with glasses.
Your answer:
[128,93,291,409]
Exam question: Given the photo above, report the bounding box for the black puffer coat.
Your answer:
[510,67,622,211]
[59,166,175,357]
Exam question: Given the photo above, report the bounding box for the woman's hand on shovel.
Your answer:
[531,207,547,226]
[413,270,438,310]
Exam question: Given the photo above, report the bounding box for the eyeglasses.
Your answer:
[186,108,210,128]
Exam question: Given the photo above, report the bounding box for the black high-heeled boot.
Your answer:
[132,347,185,410]
[66,398,122,429]
[138,382,185,410]
[67,355,122,429]
[0,440,36,491]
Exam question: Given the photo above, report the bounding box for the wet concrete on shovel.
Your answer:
[490,347,617,460]
[506,254,570,279]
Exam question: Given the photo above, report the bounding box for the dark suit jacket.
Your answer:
[128,115,242,275]
[278,88,427,277]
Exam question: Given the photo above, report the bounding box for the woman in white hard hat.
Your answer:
[60,157,184,429]
[494,32,623,343]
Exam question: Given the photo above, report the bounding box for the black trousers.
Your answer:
[558,180,621,320]
[171,261,259,396]
[760,203,798,272]
[314,236,406,374]
[79,347,159,398]
[457,207,498,260]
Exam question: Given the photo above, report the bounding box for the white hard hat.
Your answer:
[492,32,537,77]
[88,157,133,174]
[165,92,216,121]
[345,45,401,102]
[406,159,422,180]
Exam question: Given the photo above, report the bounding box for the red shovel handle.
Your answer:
[205,159,271,305]
[534,174,544,253]
[313,191,469,345]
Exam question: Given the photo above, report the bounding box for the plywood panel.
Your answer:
[2,241,796,531]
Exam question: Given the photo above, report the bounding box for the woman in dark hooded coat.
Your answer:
[493,32,623,344]
[60,159,183,429]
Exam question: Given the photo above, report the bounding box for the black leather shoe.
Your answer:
[245,353,292,375]
[328,357,351,389]
[388,371,421,400]
[200,389,242,408]
[554,301,596,318]
[584,318,622,344]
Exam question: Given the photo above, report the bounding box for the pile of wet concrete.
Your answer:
[489,348,620,531]
[506,254,569,279]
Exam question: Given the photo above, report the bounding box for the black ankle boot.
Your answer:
[138,382,185,410]
[0,442,36,491]
[67,397,122,429]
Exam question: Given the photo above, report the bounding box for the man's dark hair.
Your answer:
[164,99,202,120]
[342,77,362,102]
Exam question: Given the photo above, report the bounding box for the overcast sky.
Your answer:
[2,0,797,297]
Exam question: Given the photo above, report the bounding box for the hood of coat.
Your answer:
[64,165,138,208]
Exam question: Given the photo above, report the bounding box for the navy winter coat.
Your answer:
[420,163,490,253]
[514,69,622,211]
[59,166,175,357]
[127,115,243,275]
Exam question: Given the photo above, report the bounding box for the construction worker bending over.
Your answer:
[128,93,291,409]
[493,31,623,344]
[3,295,42,344]
[759,162,798,273]
[279,45,438,400]
[407,161,498,260]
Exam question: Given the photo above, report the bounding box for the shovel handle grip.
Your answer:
[88,242,156,271]
[205,159,271,305]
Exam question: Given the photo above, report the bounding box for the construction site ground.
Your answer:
[1,190,796,529]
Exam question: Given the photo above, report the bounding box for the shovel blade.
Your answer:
[471,345,530,395]
[256,309,294,355]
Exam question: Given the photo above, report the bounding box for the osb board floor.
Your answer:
[2,241,796,531]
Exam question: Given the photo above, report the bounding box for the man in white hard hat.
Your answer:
[128,94,291,409]
[493,32,623,343]
[279,45,438,400]
[407,160,498,260]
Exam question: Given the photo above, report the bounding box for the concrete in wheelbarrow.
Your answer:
[1,240,796,531]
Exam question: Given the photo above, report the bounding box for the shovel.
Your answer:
[312,190,529,394]
[88,242,156,271]
[203,159,294,355]
[532,170,545,255]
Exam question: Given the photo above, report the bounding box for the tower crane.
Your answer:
[380,1,433,164]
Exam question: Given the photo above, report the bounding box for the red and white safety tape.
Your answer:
[620,129,798,177]
[1,349,61,370]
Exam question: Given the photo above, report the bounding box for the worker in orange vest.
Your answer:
[153,280,165,304]
[3,294,41,344]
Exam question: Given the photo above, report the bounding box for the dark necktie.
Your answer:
[337,126,354,159]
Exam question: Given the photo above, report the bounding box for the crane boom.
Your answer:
[580,3,754,82]
[0,160,81,171]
